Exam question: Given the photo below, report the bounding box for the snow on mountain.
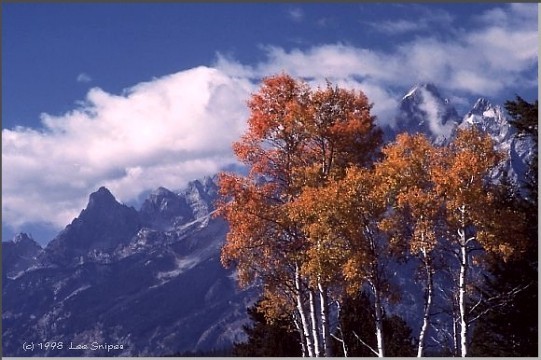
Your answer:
[139,176,218,231]
[459,97,534,189]
[380,85,536,352]
[387,83,460,145]
[461,98,513,149]
[386,84,534,192]
[140,186,194,230]
[178,176,219,220]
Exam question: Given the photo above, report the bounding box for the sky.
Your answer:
[2,3,538,245]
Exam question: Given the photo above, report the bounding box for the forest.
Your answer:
[216,74,538,357]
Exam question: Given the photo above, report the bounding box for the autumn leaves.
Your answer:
[216,74,522,357]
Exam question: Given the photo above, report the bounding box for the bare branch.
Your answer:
[352,331,379,357]
[467,281,533,325]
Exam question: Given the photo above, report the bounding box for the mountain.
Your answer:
[386,83,461,145]
[461,98,513,144]
[2,233,42,280]
[139,177,219,231]
[2,178,256,356]
[40,187,141,268]
[380,85,536,353]
[459,98,534,189]
[386,84,534,191]
[140,186,194,230]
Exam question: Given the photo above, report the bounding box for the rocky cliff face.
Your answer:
[386,83,461,145]
[40,187,142,268]
[2,233,42,279]
[459,97,534,189]
[2,177,256,356]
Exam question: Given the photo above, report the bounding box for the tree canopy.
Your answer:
[217,73,536,357]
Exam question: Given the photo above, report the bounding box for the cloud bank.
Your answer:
[2,4,537,237]
[3,67,253,231]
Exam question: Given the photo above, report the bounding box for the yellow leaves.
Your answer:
[286,164,387,291]
[260,287,295,322]
[373,133,442,256]
[217,71,528,328]
[439,128,501,197]
[373,128,514,262]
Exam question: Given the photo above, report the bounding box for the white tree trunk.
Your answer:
[334,302,349,357]
[373,284,385,357]
[455,205,470,357]
[309,288,321,357]
[293,314,308,357]
[318,281,332,357]
[295,265,315,357]
[458,238,468,357]
[452,299,460,357]
[417,250,434,357]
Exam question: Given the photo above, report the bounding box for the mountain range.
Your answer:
[2,83,535,356]
[3,177,256,356]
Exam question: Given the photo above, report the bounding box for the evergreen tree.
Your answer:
[383,314,416,357]
[505,96,538,204]
[470,96,538,356]
[332,291,415,357]
[505,96,538,141]
[232,300,302,357]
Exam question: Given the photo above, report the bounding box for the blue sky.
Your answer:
[2,3,538,244]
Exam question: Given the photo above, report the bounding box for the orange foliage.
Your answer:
[216,73,381,315]
[376,128,522,261]
[289,167,386,292]
[375,133,440,255]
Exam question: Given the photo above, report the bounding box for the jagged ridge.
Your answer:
[2,176,256,356]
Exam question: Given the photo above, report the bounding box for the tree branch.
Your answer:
[352,331,379,356]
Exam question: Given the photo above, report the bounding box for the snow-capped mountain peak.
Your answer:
[402,82,442,101]
[387,83,460,145]
[469,97,492,114]
[12,232,40,247]
[459,97,533,190]
[461,98,513,144]
[140,176,218,230]
[181,176,219,219]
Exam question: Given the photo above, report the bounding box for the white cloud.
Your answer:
[416,88,455,138]
[76,72,92,83]
[2,66,253,231]
[366,6,455,35]
[375,19,425,34]
[287,7,304,22]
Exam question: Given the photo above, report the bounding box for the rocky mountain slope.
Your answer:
[459,97,534,188]
[385,83,460,145]
[2,233,42,280]
[2,177,256,356]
